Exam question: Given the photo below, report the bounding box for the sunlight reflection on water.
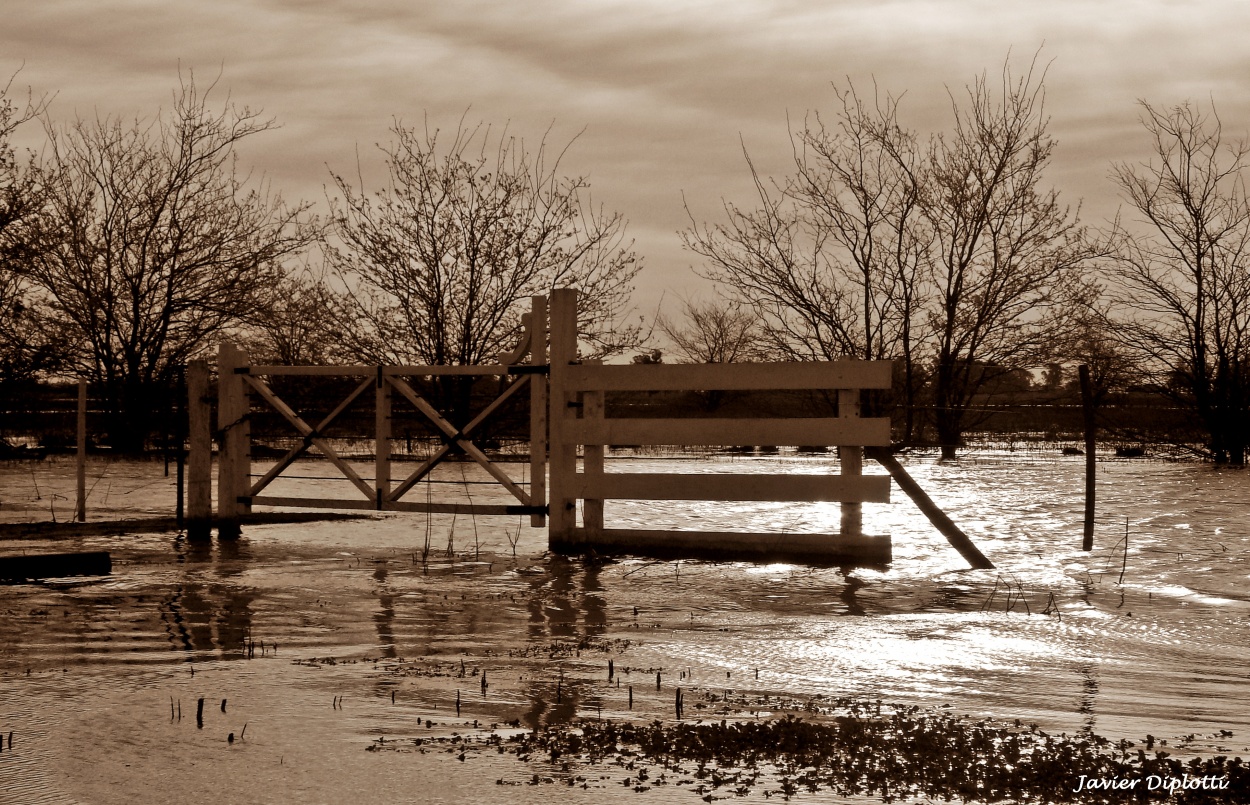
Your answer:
[3,452,1250,803]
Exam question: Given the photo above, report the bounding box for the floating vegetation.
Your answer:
[485,702,1248,803]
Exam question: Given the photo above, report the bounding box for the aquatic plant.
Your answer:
[503,704,1247,803]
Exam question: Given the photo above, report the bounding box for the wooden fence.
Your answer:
[546,288,894,564]
[187,297,548,537]
[187,289,911,565]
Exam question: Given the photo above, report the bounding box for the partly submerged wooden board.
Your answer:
[551,528,890,566]
[0,551,111,581]
[570,472,891,503]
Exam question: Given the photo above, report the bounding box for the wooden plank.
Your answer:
[0,551,112,581]
[386,365,511,377]
[570,472,890,503]
[245,364,513,377]
[551,528,891,565]
[376,368,390,510]
[865,447,994,570]
[217,343,245,535]
[386,375,529,502]
[564,360,892,392]
[186,361,212,537]
[839,387,863,538]
[547,288,579,541]
[243,375,375,502]
[565,417,892,447]
[386,377,530,503]
[528,295,547,528]
[247,376,374,497]
[582,362,604,535]
[246,496,525,516]
[75,378,86,522]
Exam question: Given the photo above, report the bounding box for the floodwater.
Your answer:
[1,451,1248,804]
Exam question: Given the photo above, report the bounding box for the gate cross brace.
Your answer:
[386,374,531,505]
[244,374,376,500]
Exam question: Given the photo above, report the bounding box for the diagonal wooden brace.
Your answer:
[386,375,530,504]
[243,374,375,501]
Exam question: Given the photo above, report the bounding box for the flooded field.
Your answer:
[1,451,1248,803]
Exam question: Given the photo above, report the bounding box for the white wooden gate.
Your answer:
[205,297,548,536]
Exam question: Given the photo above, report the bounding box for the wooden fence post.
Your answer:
[187,360,212,539]
[548,288,579,546]
[75,378,87,522]
[216,343,249,538]
[376,366,390,510]
[1079,364,1096,551]
[529,295,548,527]
[582,359,604,537]
[838,386,862,538]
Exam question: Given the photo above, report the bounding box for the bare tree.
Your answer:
[0,76,61,394]
[923,60,1089,458]
[685,64,1088,454]
[658,296,764,364]
[327,119,642,422]
[243,266,345,365]
[1104,101,1250,464]
[685,86,928,365]
[19,75,317,451]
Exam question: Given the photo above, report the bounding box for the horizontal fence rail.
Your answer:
[564,417,892,448]
[563,360,892,392]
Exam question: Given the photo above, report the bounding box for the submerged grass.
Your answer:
[494,701,1247,803]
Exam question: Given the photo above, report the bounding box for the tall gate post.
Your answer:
[838,385,863,538]
[375,366,391,510]
[186,360,213,539]
[548,288,579,545]
[529,295,548,527]
[216,343,250,538]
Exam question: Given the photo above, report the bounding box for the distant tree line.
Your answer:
[3,61,1249,463]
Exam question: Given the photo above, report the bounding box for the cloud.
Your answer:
[5,0,1250,313]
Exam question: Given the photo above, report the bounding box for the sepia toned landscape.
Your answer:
[4,2,1250,803]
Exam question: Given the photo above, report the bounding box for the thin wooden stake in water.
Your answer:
[1079,364,1097,551]
[1119,518,1129,585]
[75,379,86,522]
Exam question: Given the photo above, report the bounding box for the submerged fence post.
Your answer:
[187,360,212,539]
[375,365,391,511]
[838,385,862,538]
[75,378,86,522]
[548,288,578,546]
[176,366,186,529]
[529,295,548,528]
[582,359,604,537]
[1079,364,1096,551]
[216,343,249,538]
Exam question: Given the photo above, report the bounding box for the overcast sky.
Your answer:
[6,0,1250,323]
